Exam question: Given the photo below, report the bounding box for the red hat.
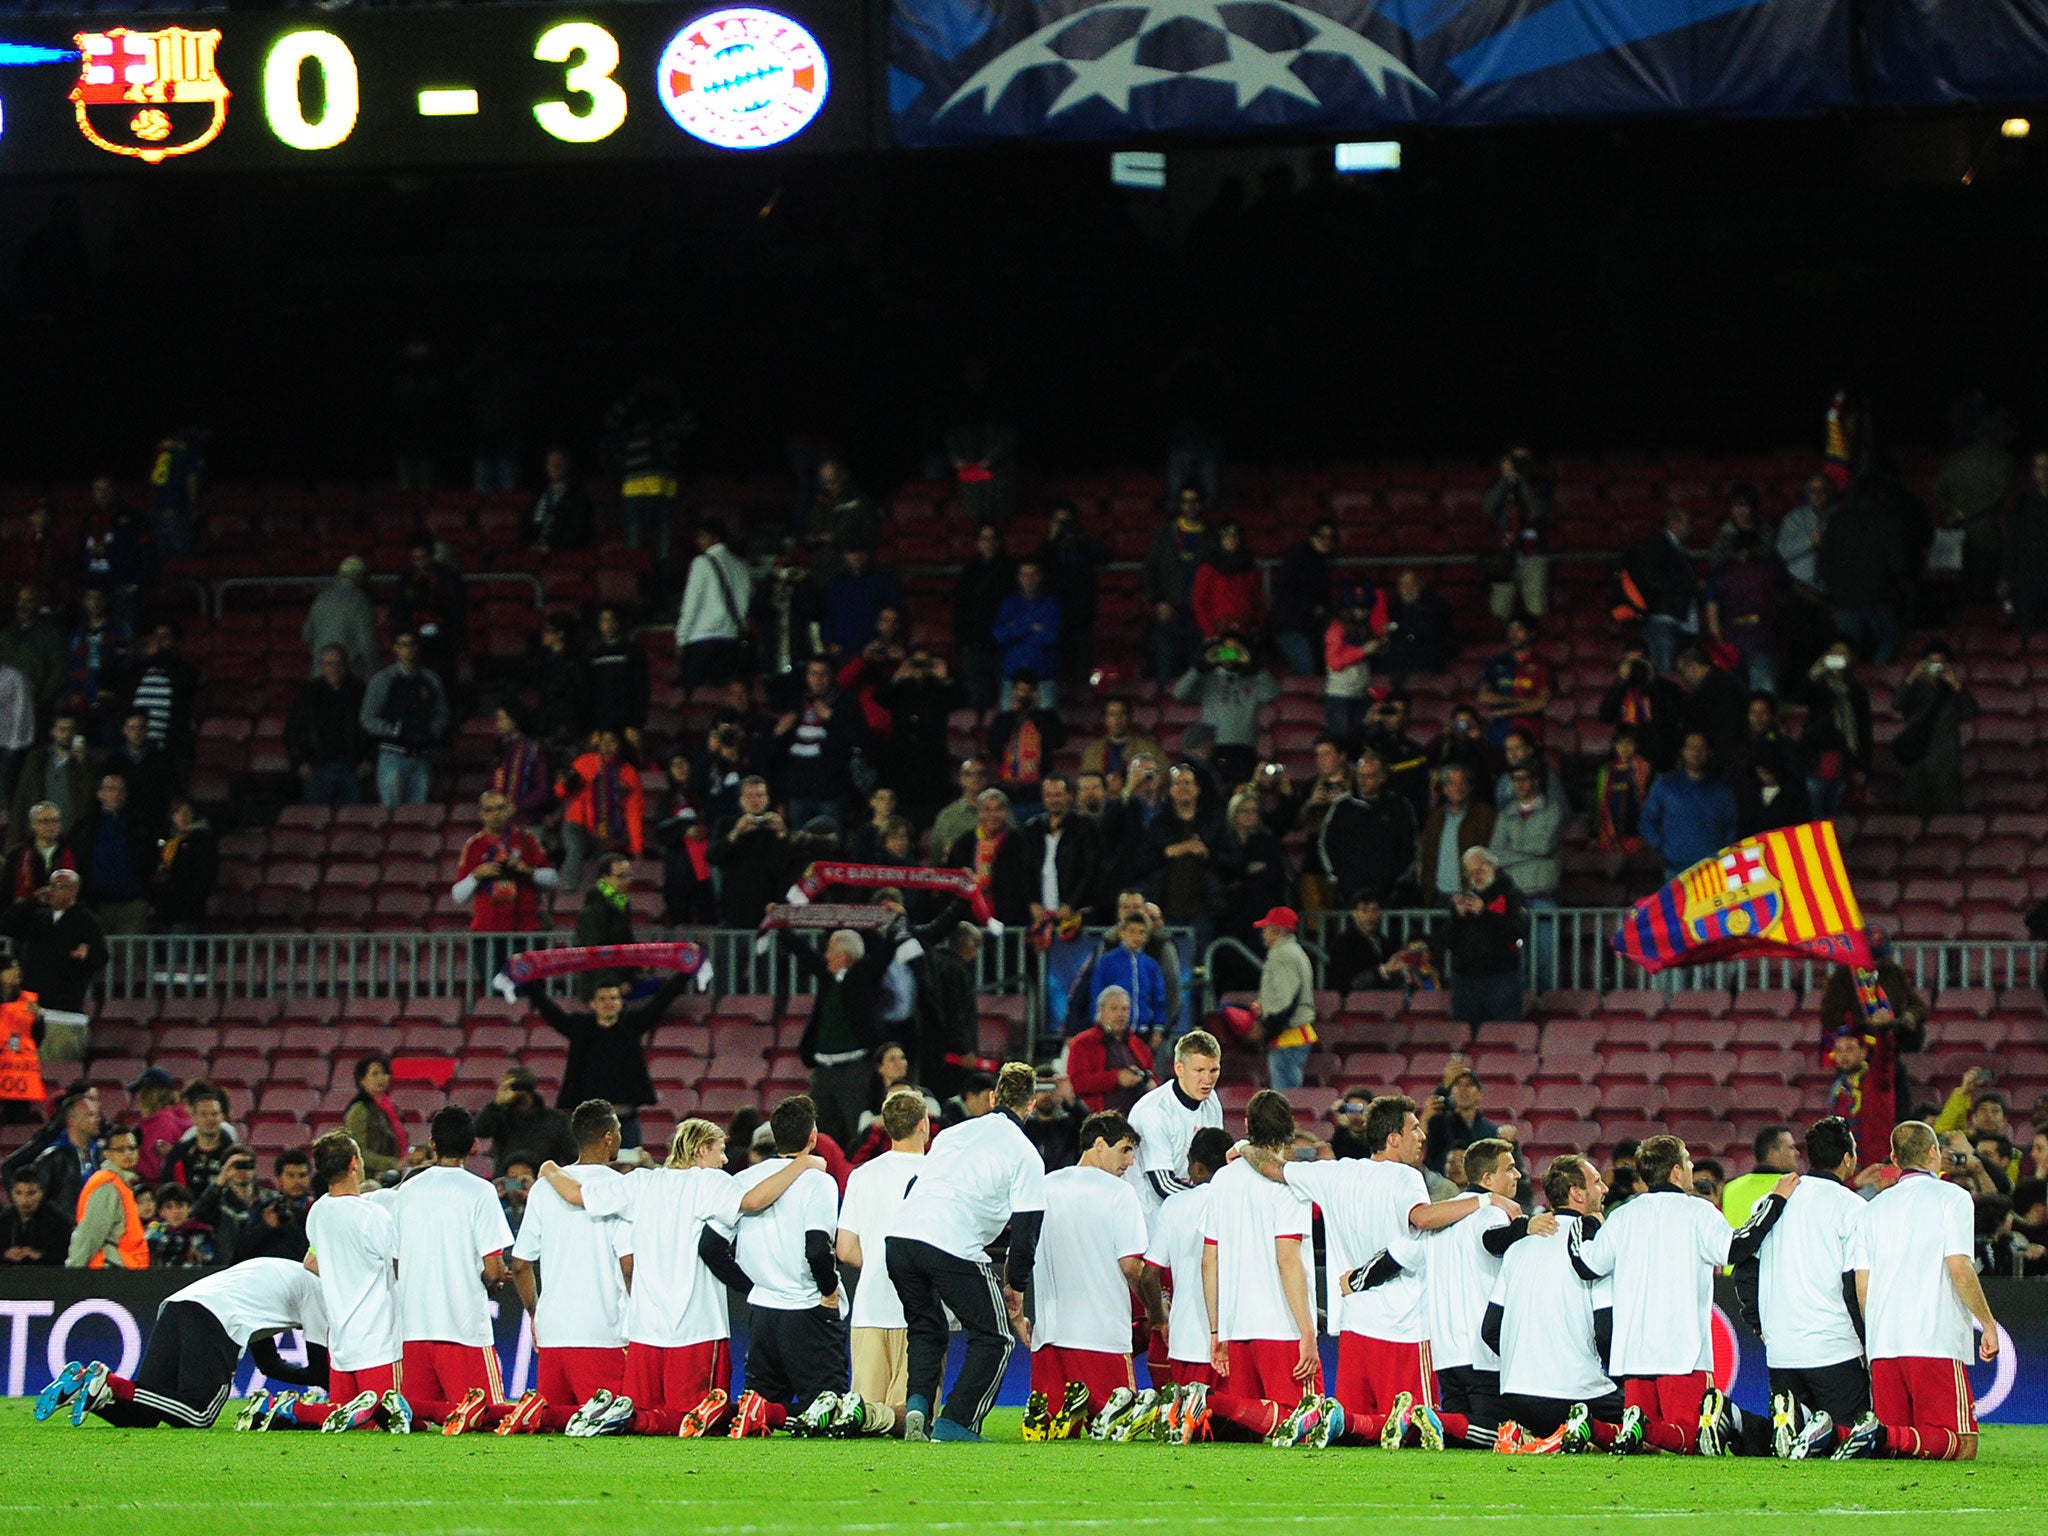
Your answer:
[1252,907,1299,932]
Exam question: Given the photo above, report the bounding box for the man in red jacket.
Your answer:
[453,791,558,980]
[1065,985,1156,1115]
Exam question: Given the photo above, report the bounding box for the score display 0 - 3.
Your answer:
[0,2,865,170]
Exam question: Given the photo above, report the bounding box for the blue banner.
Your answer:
[1868,0,2048,107]
[890,0,1853,146]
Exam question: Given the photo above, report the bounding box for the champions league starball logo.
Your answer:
[655,7,829,150]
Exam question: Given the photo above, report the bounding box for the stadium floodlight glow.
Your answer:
[656,7,829,150]
[2002,117,2031,140]
[1334,139,1401,174]
[264,31,359,152]
[1109,150,1165,190]
[533,22,628,143]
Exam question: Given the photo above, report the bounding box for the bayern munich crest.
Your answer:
[656,7,829,150]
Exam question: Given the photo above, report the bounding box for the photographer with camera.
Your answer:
[1171,638,1279,790]
[1892,640,1978,816]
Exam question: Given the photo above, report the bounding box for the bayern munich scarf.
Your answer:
[493,940,710,1000]
[785,862,997,928]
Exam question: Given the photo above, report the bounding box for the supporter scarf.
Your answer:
[759,903,902,934]
[372,1093,409,1161]
[787,861,996,928]
[592,760,627,843]
[1002,718,1041,783]
[494,940,709,999]
[497,736,545,807]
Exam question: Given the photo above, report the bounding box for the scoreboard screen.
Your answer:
[0,2,869,172]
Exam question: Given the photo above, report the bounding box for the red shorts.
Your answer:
[1029,1346,1134,1416]
[1333,1334,1433,1421]
[623,1339,729,1413]
[1222,1337,1321,1403]
[538,1347,628,1408]
[1623,1373,1709,1425]
[401,1341,505,1408]
[327,1362,399,1403]
[1161,1359,1220,1388]
[1873,1357,1978,1446]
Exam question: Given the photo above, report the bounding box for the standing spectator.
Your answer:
[1020,775,1101,1024]
[1674,645,1747,754]
[149,799,217,933]
[1704,531,1782,695]
[25,1086,102,1215]
[1418,763,1495,907]
[753,556,829,708]
[1437,847,1529,1029]
[804,459,883,588]
[104,711,173,840]
[1598,640,1685,771]
[1087,916,1172,1045]
[1590,729,1655,862]
[1629,506,1703,673]
[1173,639,1279,788]
[708,777,791,928]
[1,584,66,722]
[1078,698,1165,794]
[1709,484,1778,568]
[572,853,636,999]
[1135,765,1231,1006]
[0,660,31,796]
[874,646,966,825]
[1798,640,1872,816]
[127,622,198,781]
[916,920,982,1104]
[1492,729,1569,813]
[61,586,131,743]
[778,926,896,1148]
[1190,520,1264,643]
[2,1167,70,1265]
[0,869,106,1019]
[1474,616,1553,748]
[836,607,907,745]
[287,645,371,807]
[1219,789,1291,951]
[64,1123,145,1269]
[529,613,587,752]
[1142,487,1214,683]
[929,760,994,870]
[992,560,1063,706]
[234,1150,314,1264]
[2006,450,2048,646]
[1359,693,1430,822]
[673,516,754,690]
[1490,760,1566,991]
[1271,520,1336,676]
[651,752,714,925]
[1321,587,1383,748]
[1425,704,1497,805]
[584,606,649,740]
[474,1067,578,1177]
[1482,446,1550,621]
[1892,642,1978,817]
[1734,740,1812,836]
[130,1069,189,1184]
[1033,502,1108,683]
[774,658,864,831]
[1325,895,1402,993]
[952,523,1014,717]
[1935,414,2016,603]
[1422,1061,1503,1175]
[163,1082,239,1202]
[360,633,449,809]
[343,1053,407,1181]
[519,971,694,1155]
[605,377,687,565]
[145,1182,213,1268]
[390,536,466,701]
[80,478,157,634]
[1819,485,1911,664]
[525,447,594,553]
[1776,473,1836,676]
[1381,568,1454,682]
[1065,983,1156,1115]
[986,673,1067,805]
[303,556,377,679]
[555,728,644,892]
[5,802,75,906]
[72,774,151,935]
[1315,750,1419,906]
[490,705,552,822]
[453,790,557,975]
[824,545,908,663]
[946,788,1034,928]
[1639,731,1739,879]
[1251,906,1316,1091]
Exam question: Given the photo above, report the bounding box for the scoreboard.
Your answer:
[0,2,869,172]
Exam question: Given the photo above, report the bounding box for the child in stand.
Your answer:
[146,1182,215,1267]
[1591,729,1655,879]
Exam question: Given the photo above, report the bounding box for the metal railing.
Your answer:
[212,570,545,619]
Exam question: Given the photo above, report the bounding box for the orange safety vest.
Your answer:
[0,993,43,1104]
[76,1168,149,1270]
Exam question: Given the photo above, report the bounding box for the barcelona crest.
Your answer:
[71,28,229,164]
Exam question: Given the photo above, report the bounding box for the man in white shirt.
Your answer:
[298,1130,406,1432]
[833,1086,930,1438]
[1127,1125,1234,1438]
[1190,1091,1337,1446]
[1834,1120,2000,1462]
[1573,1133,1791,1457]
[887,1061,1047,1442]
[727,1095,847,1438]
[502,1101,634,1434]
[674,517,755,690]
[1023,1110,1158,1440]
[1262,1094,1519,1449]
[1483,1155,1626,1453]
[1126,1029,1223,1223]
[1729,1115,1873,1458]
[38,1258,329,1430]
[374,1105,516,1434]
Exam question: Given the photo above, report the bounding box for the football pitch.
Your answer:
[5,1405,2042,1536]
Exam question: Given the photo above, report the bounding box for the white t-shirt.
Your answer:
[1144,1184,1214,1365]
[304,1193,400,1371]
[582,1165,746,1348]
[1575,1189,1733,1377]
[1490,1215,1614,1401]
[839,1149,923,1330]
[1757,1174,1869,1370]
[1415,1198,1510,1372]
[1861,1171,1977,1364]
[731,1159,840,1310]
[1282,1157,1432,1342]
[511,1163,634,1350]
[1126,1082,1224,1223]
[896,1111,1046,1265]
[1035,1164,1148,1355]
[1200,1159,1312,1344]
[171,1257,330,1352]
[372,1166,515,1348]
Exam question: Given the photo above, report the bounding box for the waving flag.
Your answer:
[1613,821,1869,973]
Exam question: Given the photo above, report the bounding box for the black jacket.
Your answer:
[584,642,650,734]
[1677,668,1747,754]
[1383,587,1454,676]
[874,672,967,809]
[1435,874,1529,980]
[1317,791,1419,905]
[945,827,1037,928]
[1598,671,1687,771]
[473,1099,580,1176]
[708,816,794,927]
[286,675,369,769]
[0,899,108,1012]
[985,708,1069,777]
[952,553,1016,652]
[150,820,217,927]
[104,746,174,836]
[1630,531,1700,620]
[70,805,156,908]
[1272,540,1333,637]
[526,483,595,551]
[781,927,898,1066]
[0,1199,70,1264]
[521,971,692,1110]
[1016,814,1102,917]
[571,888,635,999]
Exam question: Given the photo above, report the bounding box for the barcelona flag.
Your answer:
[1613,822,1871,974]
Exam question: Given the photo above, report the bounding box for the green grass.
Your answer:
[7,1404,2042,1535]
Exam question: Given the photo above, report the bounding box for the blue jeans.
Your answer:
[1834,604,1900,665]
[303,760,364,806]
[621,493,673,563]
[376,751,431,808]
[1741,650,1779,696]
[788,796,843,833]
[1273,630,1319,677]
[1808,776,1845,817]
[1325,694,1368,744]
[1267,1044,1310,1090]
[1643,614,1688,673]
